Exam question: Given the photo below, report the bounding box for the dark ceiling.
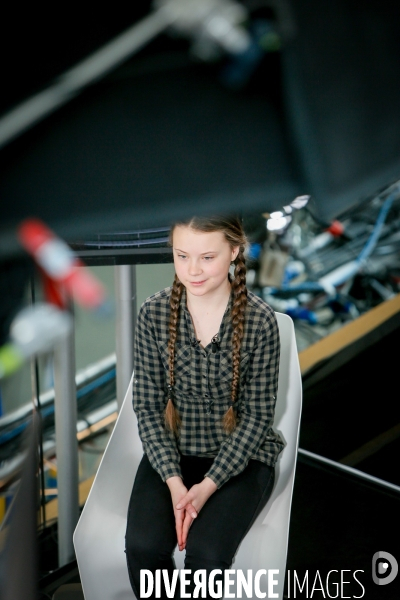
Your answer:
[1,0,399,248]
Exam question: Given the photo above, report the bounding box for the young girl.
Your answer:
[125,216,284,599]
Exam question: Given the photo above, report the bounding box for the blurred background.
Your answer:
[0,1,400,598]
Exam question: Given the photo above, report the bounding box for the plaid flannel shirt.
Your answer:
[132,285,284,488]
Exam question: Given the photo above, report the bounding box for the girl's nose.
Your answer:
[188,259,202,276]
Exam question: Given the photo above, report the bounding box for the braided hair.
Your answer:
[223,242,247,433]
[165,273,183,433]
[166,216,247,435]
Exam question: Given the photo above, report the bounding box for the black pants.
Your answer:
[125,454,275,599]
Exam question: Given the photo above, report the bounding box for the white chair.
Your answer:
[74,313,302,600]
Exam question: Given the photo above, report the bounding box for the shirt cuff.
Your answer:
[158,461,182,483]
[204,464,230,489]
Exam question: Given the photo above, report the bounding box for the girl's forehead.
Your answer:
[172,226,227,250]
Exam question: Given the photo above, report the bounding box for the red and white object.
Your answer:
[18,219,105,309]
[298,220,345,259]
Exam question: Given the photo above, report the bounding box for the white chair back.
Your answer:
[74,313,302,600]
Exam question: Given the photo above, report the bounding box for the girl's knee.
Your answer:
[185,550,231,572]
[125,531,175,565]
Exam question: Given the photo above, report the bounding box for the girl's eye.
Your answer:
[178,254,187,259]
[203,256,213,261]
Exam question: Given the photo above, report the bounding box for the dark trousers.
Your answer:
[125,454,275,599]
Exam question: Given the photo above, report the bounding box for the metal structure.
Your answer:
[114,265,137,411]
[53,323,79,566]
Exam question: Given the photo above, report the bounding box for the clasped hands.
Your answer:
[166,476,217,551]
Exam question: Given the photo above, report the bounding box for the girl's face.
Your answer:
[172,225,239,298]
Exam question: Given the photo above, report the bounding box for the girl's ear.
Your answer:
[231,246,240,262]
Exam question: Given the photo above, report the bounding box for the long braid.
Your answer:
[165,274,183,433]
[223,246,247,434]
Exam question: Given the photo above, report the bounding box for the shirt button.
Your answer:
[205,394,209,398]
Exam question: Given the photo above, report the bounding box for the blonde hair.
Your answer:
[166,216,247,434]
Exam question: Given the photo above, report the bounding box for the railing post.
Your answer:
[115,265,137,411]
[53,322,79,566]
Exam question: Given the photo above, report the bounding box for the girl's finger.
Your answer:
[176,497,197,517]
[181,513,193,547]
[175,510,184,548]
[176,495,191,510]
[186,503,197,519]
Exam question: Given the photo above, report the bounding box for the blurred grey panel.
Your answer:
[283,0,400,219]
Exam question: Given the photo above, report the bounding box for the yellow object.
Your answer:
[0,343,24,378]
[0,496,6,524]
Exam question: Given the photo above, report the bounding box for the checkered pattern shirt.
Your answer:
[132,285,284,488]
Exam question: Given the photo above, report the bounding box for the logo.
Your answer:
[372,552,398,586]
